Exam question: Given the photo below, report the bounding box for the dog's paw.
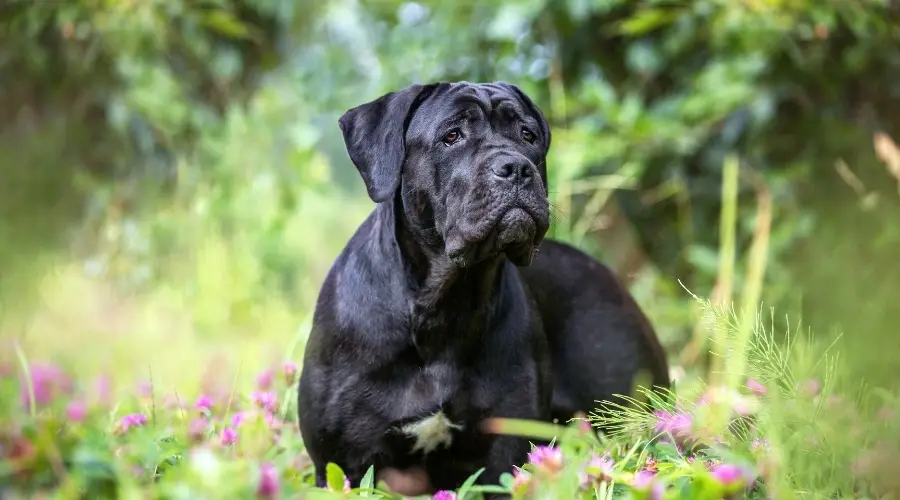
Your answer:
[377,466,434,497]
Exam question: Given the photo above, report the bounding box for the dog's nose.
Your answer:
[492,161,533,183]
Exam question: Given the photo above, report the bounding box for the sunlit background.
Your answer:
[1,2,899,494]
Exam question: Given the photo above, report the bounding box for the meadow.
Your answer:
[3,245,899,499]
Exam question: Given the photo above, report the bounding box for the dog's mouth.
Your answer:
[447,207,545,268]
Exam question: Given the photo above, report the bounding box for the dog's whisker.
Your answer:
[548,203,570,222]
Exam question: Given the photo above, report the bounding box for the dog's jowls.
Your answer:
[297,81,670,496]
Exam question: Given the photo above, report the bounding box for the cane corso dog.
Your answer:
[297,81,670,494]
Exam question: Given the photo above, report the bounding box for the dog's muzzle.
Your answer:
[496,208,536,251]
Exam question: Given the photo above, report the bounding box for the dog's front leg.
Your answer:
[478,433,531,500]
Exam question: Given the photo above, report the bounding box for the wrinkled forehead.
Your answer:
[406,83,532,136]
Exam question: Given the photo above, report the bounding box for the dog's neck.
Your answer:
[377,200,509,360]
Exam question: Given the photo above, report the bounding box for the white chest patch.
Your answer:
[399,410,463,455]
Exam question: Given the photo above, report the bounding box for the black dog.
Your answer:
[297,81,669,493]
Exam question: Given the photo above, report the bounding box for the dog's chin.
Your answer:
[495,208,539,266]
[446,208,544,269]
[503,242,538,267]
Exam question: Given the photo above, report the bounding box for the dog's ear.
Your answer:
[338,84,437,203]
[494,82,551,152]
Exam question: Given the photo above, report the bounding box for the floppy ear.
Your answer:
[495,81,551,152]
[338,84,437,203]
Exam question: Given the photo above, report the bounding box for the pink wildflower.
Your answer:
[580,454,615,489]
[800,379,821,397]
[231,412,247,428]
[575,418,593,433]
[20,363,72,408]
[696,392,711,406]
[251,391,279,413]
[220,426,238,446]
[115,413,148,434]
[701,385,759,416]
[633,470,655,485]
[93,373,112,406]
[527,445,564,473]
[263,411,281,430]
[195,394,214,412]
[283,362,298,385]
[433,491,456,500]
[654,410,690,434]
[137,379,152,398]
[632,470,664,500]
[745,379,767,396]
[188,418,209,441]
[256,369,275,390]
[654,409,694,446]
[512,468,532,495]
[750,438,770,453]
[585,454,614,481]
[710,463,755,492]
[257,462,280,498]
[711,464,743,483]
[66,400,87,422]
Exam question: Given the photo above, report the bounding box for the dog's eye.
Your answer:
[521,128,536,143]
[442,129,462,145]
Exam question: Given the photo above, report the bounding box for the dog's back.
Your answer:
[516,239,670,423]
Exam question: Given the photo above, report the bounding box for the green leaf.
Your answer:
[618,8,676,36]
[202,10,250,39]
[456,467,484,500]
[653,441,682,460]
[468,485,510,494]
[358,465,374,496]
[325,462,346,493]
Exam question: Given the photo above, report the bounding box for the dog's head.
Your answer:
[338,82,551,268]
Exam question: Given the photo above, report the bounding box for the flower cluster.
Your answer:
[2,359,302,498]
[2,358,893,499]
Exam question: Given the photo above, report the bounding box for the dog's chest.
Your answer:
[392,360,474,455]
[400,409,463,454]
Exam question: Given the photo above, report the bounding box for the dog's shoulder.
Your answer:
[307,208,411,356]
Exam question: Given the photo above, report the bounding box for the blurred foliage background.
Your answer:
[1,0,899,393]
